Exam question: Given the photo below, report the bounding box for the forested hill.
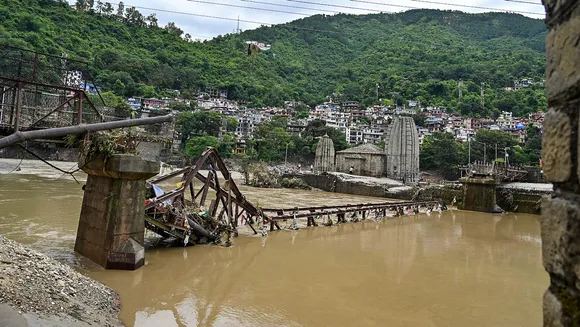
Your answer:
[0,0,548,116]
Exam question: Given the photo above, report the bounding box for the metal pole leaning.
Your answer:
[0,114,173,149]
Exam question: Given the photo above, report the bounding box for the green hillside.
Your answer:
[0,0,548,116]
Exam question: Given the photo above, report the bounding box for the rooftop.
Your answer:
[338,143,384,154]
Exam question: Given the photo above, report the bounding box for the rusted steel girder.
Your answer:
[270,201,441,220]
[146,148,261,235]
[261,200,440,213]
[0,114,173,149]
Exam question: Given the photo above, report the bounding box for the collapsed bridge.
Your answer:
[142,148,445,249]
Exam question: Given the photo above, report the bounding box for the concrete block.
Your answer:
[544,289,565,327]
[542,109,572,182]
[81,154,160,180]
[546,15,580,100]
[106,238,145,270]
[541,197,580,278]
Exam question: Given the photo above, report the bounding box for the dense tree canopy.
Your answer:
[0,0,547,117]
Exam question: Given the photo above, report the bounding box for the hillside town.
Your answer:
[122,86,545,152]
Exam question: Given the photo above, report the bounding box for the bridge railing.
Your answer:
[0,44,92,89]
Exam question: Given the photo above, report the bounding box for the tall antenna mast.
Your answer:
[458,80,463,105]
[237,16,241,33]
[480,82,485,108]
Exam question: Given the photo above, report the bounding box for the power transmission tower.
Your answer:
[458,80,463,105]
[480,82,485,108]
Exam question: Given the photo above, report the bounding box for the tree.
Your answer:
[472,129,518,163]
[86,0,94,11]
[185,136,221,158]
[226,118,238,132]
[101,2,114,15]
[420,132,466,179]
[164,22,183,36]
[185,135,233,158]
[112,79,125,96]
[145,14,158,28]
[95,0,103,14]
[75,0,87,11]
[168,102,189,111]
[411,113,427,127]
[177,111,224,143]
[116,1,124,18]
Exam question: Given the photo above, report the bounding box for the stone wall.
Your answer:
[541,1,580,325]
[335,153,385,177]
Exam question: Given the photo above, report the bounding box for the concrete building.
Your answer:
[384,116,420,183]
[314,135,335,172]
[336,143,385,177]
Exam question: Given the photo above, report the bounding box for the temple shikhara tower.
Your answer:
[384,116,420,183]
[314,134,335,172]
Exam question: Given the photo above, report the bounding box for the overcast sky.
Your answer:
[70,0,545,40]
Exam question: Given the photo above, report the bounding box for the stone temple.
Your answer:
[314,134,335,172]
[384,116,420,183]
[314,116,420,183]
[336,144,385,177]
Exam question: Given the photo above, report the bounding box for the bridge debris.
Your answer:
[144,148,447,246]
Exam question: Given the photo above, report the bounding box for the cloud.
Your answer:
[71,0,545,39]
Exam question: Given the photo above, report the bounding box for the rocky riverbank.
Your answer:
[0,236,123,327]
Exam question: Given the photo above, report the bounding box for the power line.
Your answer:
[103,2,357,35]
[241,0,343,14]
[286,0,393,13]
[505,0,543,5]
[186,0,311,16]
[349,0,421,10]
[410,0,545,16]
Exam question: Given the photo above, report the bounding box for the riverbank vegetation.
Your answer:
[420,124,543,178]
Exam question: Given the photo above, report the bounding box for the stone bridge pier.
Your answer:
[460,178,499,213]
[74,155,159,270]
[541,1,580,326]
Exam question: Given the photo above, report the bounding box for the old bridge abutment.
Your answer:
[75,155,159,270]
[541,1,580,325]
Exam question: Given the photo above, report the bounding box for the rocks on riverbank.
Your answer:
[0,236,123,327]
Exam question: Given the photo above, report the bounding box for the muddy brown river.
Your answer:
[0,160,548,326]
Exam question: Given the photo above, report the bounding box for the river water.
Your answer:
[0,160,548,327]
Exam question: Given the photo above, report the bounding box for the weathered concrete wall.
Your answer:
[75,155,159,270]
[460,178,498,213]
[336,153,385,177]
[497,186,550,215]
[385,116,420,182]
[289,173,462,202]
[0,141,78,161]
[541,1,580,325]
[136,141,172,162]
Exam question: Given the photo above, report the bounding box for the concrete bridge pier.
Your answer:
[74,154,159,270]
[460,178,500,213]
